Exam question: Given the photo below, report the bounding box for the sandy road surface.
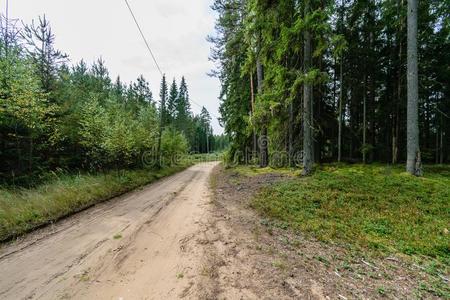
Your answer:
[0,162,219,300]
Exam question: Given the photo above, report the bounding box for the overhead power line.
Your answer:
[123,0,163,77]
[189,98,221,119]
[123,0,220,121]
[436,106,449,119]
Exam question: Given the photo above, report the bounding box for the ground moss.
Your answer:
[248,164,450,262]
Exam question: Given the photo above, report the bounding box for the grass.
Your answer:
[113,233,122,240]
[0,164,190,242]
[232,165,298,177]
[248,164,450,263]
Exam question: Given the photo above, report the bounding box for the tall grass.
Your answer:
[0,165,189,242]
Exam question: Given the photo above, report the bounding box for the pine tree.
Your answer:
[302,0,313,175]
[406,0,421,175]
[21,15,67,95]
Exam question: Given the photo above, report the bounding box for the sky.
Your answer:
[4,0,223,134]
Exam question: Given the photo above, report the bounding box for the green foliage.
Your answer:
[210,0,450,166]
[1,60,52,132]
[78,97,108,166]
[161,128,188,165]
[1,15,224,184]
[209,0,252,158]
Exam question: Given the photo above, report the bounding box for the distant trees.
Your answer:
[167,79,178,125]
[0,15,224,184]
[210,0,449,172]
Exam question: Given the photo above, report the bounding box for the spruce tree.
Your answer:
[167,79,178,125]
[175,76,191,133]
[156,75,168,166]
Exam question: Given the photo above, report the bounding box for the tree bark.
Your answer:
[156,75,167,168]
[363,74,367,164]
[257,58,268,167]
[337,0,345,163]
[435,118,439,164]
[406,0,421,175]
[440,113,444,164]
[338,58,343,162]
[289,100,294,167]
[302,0,313,175]
[250,73,257,160]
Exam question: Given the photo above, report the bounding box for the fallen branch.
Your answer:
[385,256,399,262]
[361,259,379,270]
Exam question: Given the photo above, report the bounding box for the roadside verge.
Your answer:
[0,164,191,242]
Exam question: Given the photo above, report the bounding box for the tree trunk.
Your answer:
[156,75,167,168]
[250,73,257,161]
[29,136,33,173]
[333,57,337,112]
[363,74,367,164]
[406,0,421,175]
[435,120,439,164]
[302,0,313,175]
[206,129,210,154]
[289,100,294,167]
[393,0,404,165]
[338,58,343,162]
[440,113,444,164]
[257,58,268,167]
[362,95,366,163]
[369,31,376,162]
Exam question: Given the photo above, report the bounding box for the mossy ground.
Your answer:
[240,164,450,263]
[228,164,450,297]
[213,164,450,298]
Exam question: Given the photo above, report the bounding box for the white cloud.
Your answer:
[5,0,223,134]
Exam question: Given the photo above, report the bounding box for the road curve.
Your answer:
[0,162,219,300]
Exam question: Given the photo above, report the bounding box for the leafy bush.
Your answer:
[161,128,188,166]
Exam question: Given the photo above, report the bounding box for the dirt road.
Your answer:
[0,162,218,300]
[1,162,433,300]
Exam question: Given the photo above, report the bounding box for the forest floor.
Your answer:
[204,164,449,299]
[0,162,448,299]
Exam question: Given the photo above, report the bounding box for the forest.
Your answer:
[0,15,227,185]
[209,0,449,174]
[0,1,448,297]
